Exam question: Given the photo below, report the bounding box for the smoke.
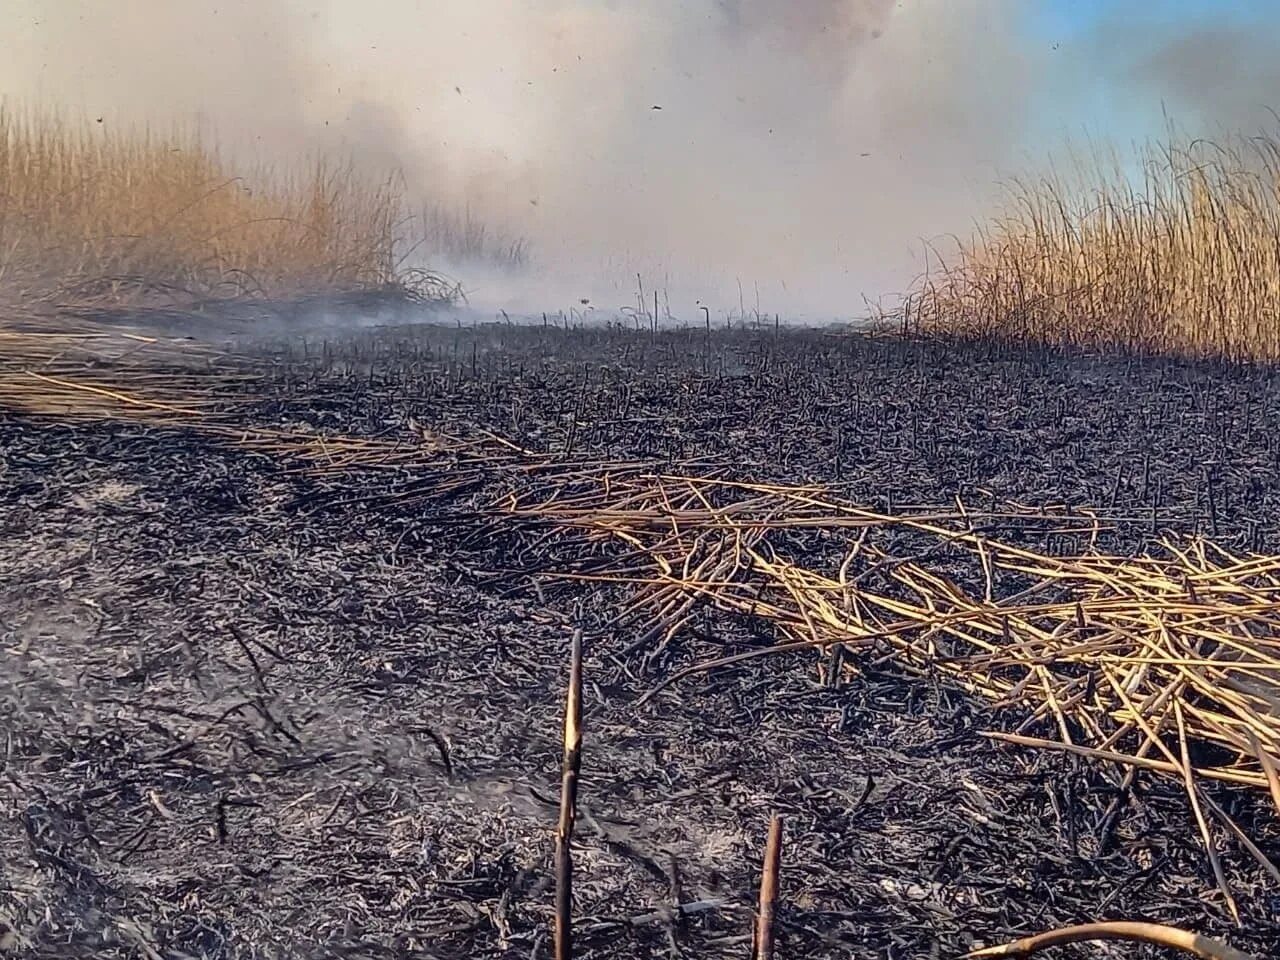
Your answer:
[1111,16,1280,135]
[3,1,1275,319]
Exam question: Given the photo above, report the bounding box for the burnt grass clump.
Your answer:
[3,319,1280,958]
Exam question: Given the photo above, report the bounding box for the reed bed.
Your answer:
[892,128,1280,361]
[504,470,1280,915]
[0,105,422,304]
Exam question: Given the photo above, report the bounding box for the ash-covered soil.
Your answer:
[3,319,1280,958]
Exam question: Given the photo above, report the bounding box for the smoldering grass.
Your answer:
[417,202,531,272]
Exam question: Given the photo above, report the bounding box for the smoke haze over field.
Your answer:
[4,1,1280,318]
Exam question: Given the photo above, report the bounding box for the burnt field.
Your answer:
[3,314,1280,959]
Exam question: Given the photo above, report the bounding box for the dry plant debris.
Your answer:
[503,470,1280,914]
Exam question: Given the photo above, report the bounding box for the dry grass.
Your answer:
[0,105,491,305]
[894,127,1280,361]
[0,322,498,475]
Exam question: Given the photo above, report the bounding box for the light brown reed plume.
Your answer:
[0,104,411,305]
[891,126,1280,361]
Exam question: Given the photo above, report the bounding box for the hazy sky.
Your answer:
[4,1,1279,317]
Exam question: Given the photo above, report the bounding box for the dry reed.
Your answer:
[419,202,529,270]
[504,470,1280,910]
[0,105,418,304]
[0,321,512,475]
[965,921,1254,960]
[892,127,1280,361]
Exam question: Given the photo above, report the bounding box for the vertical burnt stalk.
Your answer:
[754,814,784,960]
[701,305,711,375]
[1108,463,1124,509]
[636,272,646,331]
[554,628,584,960]
[564,369,590,457]
[1205,466,1219,537]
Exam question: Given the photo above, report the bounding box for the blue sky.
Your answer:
[1002,0,1280,168]
[1028,0,1272,38]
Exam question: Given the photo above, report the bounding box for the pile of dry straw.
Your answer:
[505,469,1280,922]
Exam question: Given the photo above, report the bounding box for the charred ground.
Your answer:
[3,316,1280,958]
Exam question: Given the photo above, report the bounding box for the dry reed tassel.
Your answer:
[962,921,1254,960]
[754,814,784,960]
[554,629,584,960]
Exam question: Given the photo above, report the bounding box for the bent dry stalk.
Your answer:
[554,628,584,960]
[963,921,1255,960]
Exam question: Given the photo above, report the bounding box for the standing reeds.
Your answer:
[0,104,517,305]
[892,127,1280,361]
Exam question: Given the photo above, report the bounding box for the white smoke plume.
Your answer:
[3,1,1272,319]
